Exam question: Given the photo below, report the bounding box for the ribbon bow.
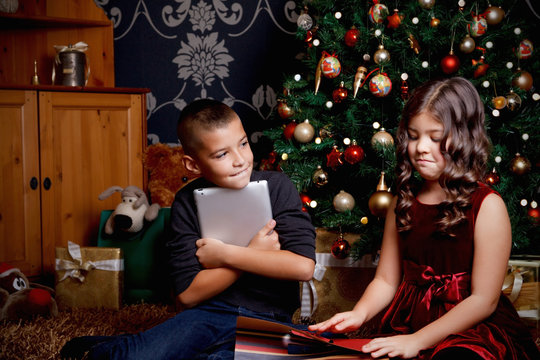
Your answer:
[53,41,89,54]
[55,241,123,283]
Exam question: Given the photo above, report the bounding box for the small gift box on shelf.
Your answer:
[503,256,540,331]
[297,228,377,324]
[55,241,124,310]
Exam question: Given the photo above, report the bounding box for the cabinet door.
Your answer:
[39,91,145,273]
[0,90,42,277]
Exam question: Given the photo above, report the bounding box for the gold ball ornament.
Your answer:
[485,6,505,25]
[418,0,435,10]
[506,91,522,111]
[459,35,476,54]
[374,45,390,65]
[371,128,394,149]
[312,166,329,187]
[512,70,533,91]
[510,153,531,175]
[368,172,393,217]
[430,17,440,27]
[492,96,507,110]
[333,190,355,213]
[294,119,315,143]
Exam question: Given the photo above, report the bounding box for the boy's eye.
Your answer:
[215,152,227,159]
[241,141,249,147]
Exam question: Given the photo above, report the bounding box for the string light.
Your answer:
[294,74,301,81]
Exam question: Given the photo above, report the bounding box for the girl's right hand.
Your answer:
[248,219,280,250]
[308,310,365,334]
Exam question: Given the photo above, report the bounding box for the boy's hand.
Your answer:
[248,219,280,250]
[195,238,228,268]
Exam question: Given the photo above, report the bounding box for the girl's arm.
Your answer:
[363,193,512,359]
[309,197,402,333]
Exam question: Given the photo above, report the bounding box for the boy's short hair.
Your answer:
[177,99,237,156]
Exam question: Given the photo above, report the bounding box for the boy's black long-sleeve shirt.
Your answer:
[167,170,316,316]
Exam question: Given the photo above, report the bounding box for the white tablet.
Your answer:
[193,180,273,247]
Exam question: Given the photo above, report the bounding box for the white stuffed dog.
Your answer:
[98,186,160,235]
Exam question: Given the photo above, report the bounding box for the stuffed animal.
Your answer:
[0,263,58,321]
[98,185,161,235]
[143,143,199,207]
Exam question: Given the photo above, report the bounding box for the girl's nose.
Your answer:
[416,136,430,153]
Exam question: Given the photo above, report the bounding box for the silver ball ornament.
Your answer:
[374,45,390,65]
[459,35,476,54]
[294,120,315,143]
[333,190,355,212]
[506,91,522,111]
[297,13,313,30]
[485,6,505,25]
[418,0,435,9]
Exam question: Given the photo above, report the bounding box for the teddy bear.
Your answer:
[143,143,199,207]
[0,263,58,321]
[98,185,161,235]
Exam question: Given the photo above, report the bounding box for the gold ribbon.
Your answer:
[55,241,123,283]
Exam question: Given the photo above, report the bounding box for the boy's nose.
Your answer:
[232,151,246,166]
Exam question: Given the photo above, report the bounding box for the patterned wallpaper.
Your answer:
[96,0,302,161]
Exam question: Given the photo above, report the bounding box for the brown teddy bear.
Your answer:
[0,263,58,321]
[143,143,199,207]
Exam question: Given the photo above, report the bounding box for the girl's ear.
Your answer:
[182,155,202,175]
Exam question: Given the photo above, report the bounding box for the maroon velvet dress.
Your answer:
[379,183,539,359]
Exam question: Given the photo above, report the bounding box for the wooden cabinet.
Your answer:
[0,88,147,277]
[0,0,114,87]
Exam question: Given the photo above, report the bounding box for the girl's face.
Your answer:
[407,112,447,182]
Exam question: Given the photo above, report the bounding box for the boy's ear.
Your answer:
[182,154,202,175]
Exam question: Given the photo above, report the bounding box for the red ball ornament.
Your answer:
[441,52,460,74]
[473,56,489,78]
[332,82,348,103]
[331,234,351,259]
[344,27,360,47]
[484,168,500,186]
[277,100,294,119]
[326,146,343,170]
[528,208,540,225]
[283,121,296,140]
[300,193,312,207]
[387,9,403,29]
[343,141,365,164]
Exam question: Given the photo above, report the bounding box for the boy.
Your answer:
[60,99,316,359]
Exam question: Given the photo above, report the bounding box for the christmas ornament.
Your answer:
[400,73,409,100]
[468,14,487,37]
[459,34,476,54]
[485,6,505,25]
[418,0,435,9]
[277,99,294,119]
[369,73,392,97]
[506,90,522,111]
[430,17,440,27]
[283,121,296,140]
[333,190,355,212]
[492,96,507,110]
[326,145,343,170]
[516,39,533,60]
[305,29,314,47]
[331,233,351,259]
[353,64,368,98]
[512,69,533,91]
[297,7,313,30]
[440,51,460,74]
[528,207,540,225]
[369,1,389,24]
[408,33,421,54]
[510,153,531,175]
[320,52,341,79]
[259,151,279,171]
[387,9,403,29]
[371,128,394,148]
[319,125,333,139]
[293,119,315,143]
[484,168,500,186]
[312,166,329,187]
[314,54,323,94]
[374,44,390,65]
[472,56,489,78]
[368,172,393,217]
[344,27,360,47]
[332,82,348,103]
[343,141,365,164]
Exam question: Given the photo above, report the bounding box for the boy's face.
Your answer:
[183,115,254,189]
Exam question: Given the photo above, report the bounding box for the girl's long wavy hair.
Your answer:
[395,77,491,237]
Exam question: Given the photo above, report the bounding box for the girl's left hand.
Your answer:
[362,334,423,359]
[195,238,228,268]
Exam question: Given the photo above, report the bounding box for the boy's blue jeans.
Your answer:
[84,300,301,360]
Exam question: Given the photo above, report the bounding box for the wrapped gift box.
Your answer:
[297,228,377,324]
[503,256,540,322]
[55,241,124,310]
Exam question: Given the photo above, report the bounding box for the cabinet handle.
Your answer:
[30,177,39,190]
[43,177,52,190]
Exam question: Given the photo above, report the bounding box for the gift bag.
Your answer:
[503,256,540,322]
[55,241,123,310]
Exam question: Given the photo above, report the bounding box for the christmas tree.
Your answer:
[262,0,539,259]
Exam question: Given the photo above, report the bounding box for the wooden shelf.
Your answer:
[0,13,112,29]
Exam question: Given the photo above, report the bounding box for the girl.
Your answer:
[309,77,539,359]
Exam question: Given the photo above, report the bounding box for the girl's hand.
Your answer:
[195,238,228,268]
[308,311,365,333]
[248,219,280,251]
[362,334,422,359]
